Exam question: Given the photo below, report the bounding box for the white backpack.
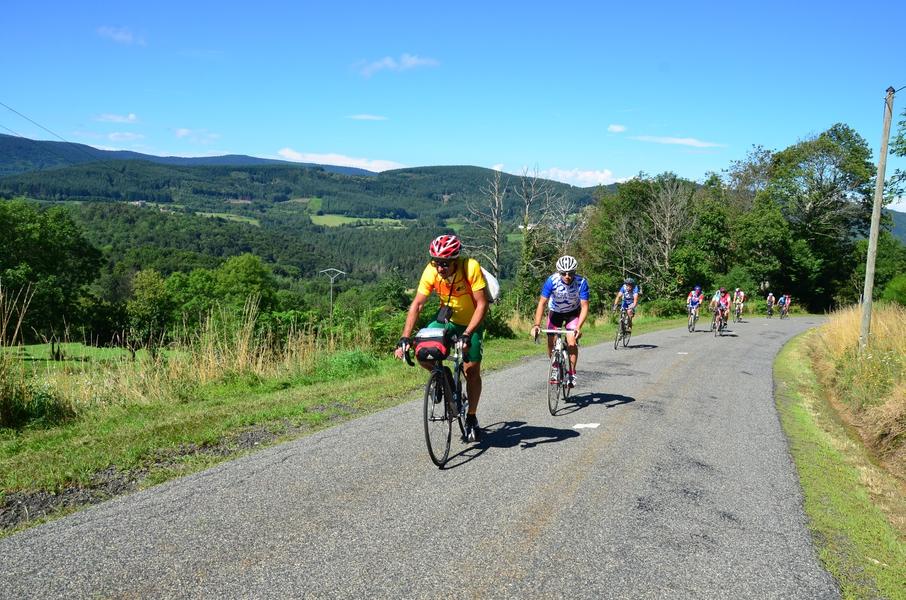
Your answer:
[481,267,501,304]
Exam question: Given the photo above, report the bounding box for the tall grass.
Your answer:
[808,303,906,475]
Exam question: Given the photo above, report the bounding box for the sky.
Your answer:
[2,0,905,208]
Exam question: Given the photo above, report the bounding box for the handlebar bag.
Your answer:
[413,327,450,361]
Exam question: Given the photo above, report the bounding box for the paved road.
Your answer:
[0,316,838,599]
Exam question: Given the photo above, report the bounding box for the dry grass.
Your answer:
[808,303,906,480]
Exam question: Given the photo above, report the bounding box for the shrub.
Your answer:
[643,298,687,317]
[881,273,906,306]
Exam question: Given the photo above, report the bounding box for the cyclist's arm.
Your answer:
[532,296,549,334]
[577,299,589,332]
[462,289,488,339]
[630,292,639,309]
[401,292,429,339]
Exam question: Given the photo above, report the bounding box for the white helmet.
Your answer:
[556,255,578,272]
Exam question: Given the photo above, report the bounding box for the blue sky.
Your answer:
[2,1,905,207]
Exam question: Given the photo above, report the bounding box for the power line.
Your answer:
[0,100,73,146]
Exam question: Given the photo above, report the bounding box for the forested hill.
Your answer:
[0,160,599,220]
[0,134,374,177]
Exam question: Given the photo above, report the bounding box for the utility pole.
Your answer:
[319,268,346,330]
[859,86,896,352]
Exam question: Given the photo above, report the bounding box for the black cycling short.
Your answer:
[548,308,581,328]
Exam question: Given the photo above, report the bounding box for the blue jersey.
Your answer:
[541,273,589,313]
[618,284,640,308]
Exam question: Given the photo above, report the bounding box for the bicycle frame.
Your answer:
[538,327,574,413]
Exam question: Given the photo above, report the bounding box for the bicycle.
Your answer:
[713,308,726,337]
[780,305,789,320]
[404,332,468,468]
[613,306,631,349]
[766,304,774,319]
[734,303,743,323]
[687,304,699,333]
[536,327,574,415]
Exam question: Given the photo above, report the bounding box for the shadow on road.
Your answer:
[626,343,658,349]
[442,420,579,469]
[555,391,635,415]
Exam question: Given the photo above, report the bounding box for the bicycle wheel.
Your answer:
[688,311,694,333]
[714,316,720,337]
[548,354,562,414]
[613,323,621,349]
[622,323,631,347]
[423,370,452,467]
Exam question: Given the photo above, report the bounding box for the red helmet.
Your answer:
[429,234,461,259]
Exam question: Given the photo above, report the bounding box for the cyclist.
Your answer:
[394,234,488,442]
[613,277,640,331]
[778,293,789,316]
[766,292,776,315]
[733,287,746,317]
[686,285,705,319]
[710,287,732,327]
[530,255,590,388]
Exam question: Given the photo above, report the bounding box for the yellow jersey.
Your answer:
[418,257,487,326]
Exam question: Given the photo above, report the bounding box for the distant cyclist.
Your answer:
[778,293,789,316]
[711,287,732,325]
[766,292,776,315]
[531,255,590,388]
[733,288,746,316]
[686,285,705,319]
[613,277,640,331]
[394,234,488,442]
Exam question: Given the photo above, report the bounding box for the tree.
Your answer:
[464,170,508,276]
[724,145,773,212]
[127,269,172,357]
[0,200,101,346]
[766,123,876,308]
[639,173,697,297]
[214,253,278,312]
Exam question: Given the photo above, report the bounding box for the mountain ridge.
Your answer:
[0,133,376,177]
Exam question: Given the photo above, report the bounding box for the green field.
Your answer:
[196,212,260,226]
[310,214,407,227]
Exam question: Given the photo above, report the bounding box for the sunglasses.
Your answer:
[432,259,452,268]
[559,270,576,277]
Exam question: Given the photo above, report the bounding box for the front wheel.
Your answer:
[423,370,452,467]
[548,356,563,415]
[687,310,695,333]
[613,322,621,350]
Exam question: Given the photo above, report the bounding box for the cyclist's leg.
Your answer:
[545,313,556,357]
[460,325,484,416]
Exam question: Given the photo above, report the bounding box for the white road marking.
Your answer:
[573,423,600,429]
[678,352,689,355]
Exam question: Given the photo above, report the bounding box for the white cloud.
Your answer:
[96,112,138,123]
[97,26,145,46]
[491,163,505,172]
[538,167,623,187]
[630,135,725,148]
[278,148,405,172]
[608,124,627,133]
[174,128,220,144]
[108,132,144,142]
[359,53,439,77]
[347,114,388,121]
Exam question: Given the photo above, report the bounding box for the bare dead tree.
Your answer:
[545,189,584,254]
[513,167,550,229]
[640,175,696,296]
[464,170,508,275]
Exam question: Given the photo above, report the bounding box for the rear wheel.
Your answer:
[423,370,452,467]
[622,321,631,347]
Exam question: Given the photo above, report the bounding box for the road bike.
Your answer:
[734,302,743,323]
[766,304,774,319]
[780,304,789,320]
[712,308,727,337]
[536,327,574,415]
[687,304,699,333]
[613,306,631,349]
[404,333,468,468]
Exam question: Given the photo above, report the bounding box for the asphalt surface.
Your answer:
[0,315,839,599]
